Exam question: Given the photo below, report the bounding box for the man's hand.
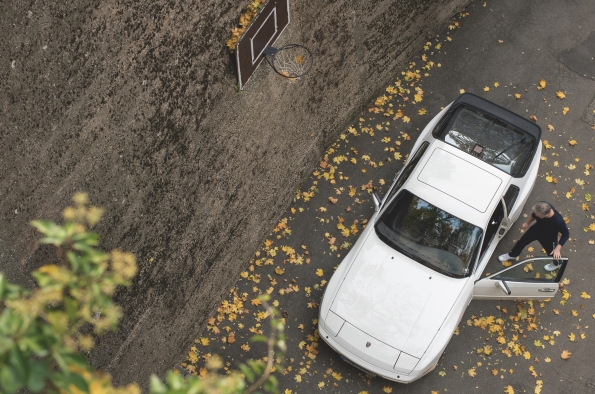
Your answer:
[521,221,531,231]
[550,244,562,260]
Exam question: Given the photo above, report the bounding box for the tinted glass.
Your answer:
[375,190,483,277]
[503,185,520,213]
[494,258,562,282]
[438,105,534,176]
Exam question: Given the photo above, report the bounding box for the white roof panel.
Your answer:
[417,148,502,213]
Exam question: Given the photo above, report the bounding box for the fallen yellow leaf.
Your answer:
[561,350,571,359]
[563,107,570,115]
[537,79,546,90]
[556,91,566,99]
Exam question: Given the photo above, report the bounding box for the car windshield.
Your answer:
[375,190,482,277]
[436,105,534,176]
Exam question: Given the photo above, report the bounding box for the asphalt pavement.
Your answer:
[182,1,595,393]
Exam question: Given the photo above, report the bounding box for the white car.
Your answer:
[318,93,566,383]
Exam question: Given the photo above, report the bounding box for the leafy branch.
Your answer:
[0,193,285,393]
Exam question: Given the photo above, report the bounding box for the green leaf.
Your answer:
[0,274,7,300]
[0,364,21,393]
[26,361,49,392]
[53,351,70,375]
[66,252,80,272]
[39,237,65,246]
[61,352,88,369]
[30,220,58,236]
[247,359,264,376]
[250,335,269,343]
[586,193,592,202]
[72,232,99,246]
[67,372,88,392]
[9,345,27,381]
[238,364,255,383]
[64,297,79,321]
[21,333,49,356]
[263,375,279,393]
[165,371,184,389]
[47,312,68,335]
[72,242,95,253]
[149,374,168,394]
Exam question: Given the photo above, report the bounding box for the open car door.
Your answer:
[473,257,567,300]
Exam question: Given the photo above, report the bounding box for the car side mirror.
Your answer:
[372,192,381,212]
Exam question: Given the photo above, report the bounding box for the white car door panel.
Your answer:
[473,257,567,300]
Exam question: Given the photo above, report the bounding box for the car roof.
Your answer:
[404,139,511,228]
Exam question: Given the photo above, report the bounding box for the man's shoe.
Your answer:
[498,253,512,262]
[544,263,560,272]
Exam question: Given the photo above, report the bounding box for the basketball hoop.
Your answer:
[263,44,313,81]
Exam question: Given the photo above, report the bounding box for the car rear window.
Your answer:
[434,105,535,176]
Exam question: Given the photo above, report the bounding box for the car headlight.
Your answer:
[324,311,345,337]
[393,352,420,374]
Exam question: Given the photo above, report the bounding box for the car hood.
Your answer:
[330,229,468,358]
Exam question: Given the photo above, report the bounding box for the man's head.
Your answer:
[533,202,553,218]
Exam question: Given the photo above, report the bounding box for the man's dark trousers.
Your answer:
[509,225,556,258]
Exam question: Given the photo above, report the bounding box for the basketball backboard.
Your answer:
[236,0,290,89]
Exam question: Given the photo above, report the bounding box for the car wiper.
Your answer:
[493,136,526,160]
[395,246,417,261]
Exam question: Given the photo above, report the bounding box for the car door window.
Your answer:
[493,257,566,283]
[384,142,429,205]
[479,202,504,258]
[473,257,566,300]
[503,185,520,214]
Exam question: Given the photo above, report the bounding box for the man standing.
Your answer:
[499,201,570,271]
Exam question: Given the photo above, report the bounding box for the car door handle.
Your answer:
[538,288,556,292]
